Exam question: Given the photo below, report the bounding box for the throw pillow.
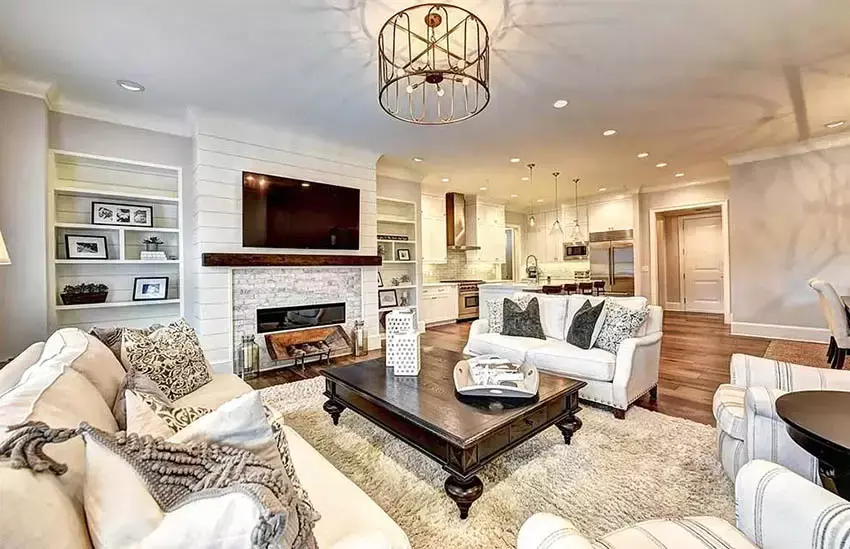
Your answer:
[112,369,172,430]
[90,324,162,362]
[488,294,534,334]
[501,297,546,339]
[595,300,650,353]
[566,299,606,350]
[120,319,212,400]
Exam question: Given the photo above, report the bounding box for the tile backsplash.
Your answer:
[424,249,501,282]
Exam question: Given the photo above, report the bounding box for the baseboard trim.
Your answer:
[730,322,830,343]
[664,302,683,311]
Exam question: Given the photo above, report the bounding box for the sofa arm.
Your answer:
[517,513,595,549]
[469,318,490,337]
[611,332,663,408]
[736,460,850,549]
[729,354,850,390]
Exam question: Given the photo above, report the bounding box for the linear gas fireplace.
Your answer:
[257,302,346,334]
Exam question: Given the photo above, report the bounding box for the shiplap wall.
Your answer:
[190,113,380,372]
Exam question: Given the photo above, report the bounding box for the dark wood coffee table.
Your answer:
[321,351,585,519]
[776,390,850,498]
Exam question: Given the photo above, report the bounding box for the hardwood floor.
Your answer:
[248,311,772,425]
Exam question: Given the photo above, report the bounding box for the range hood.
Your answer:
[445,192,481,250]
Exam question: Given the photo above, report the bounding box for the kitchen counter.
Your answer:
[423,282,459,287]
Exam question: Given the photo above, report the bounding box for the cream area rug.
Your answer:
[262,378,734,548]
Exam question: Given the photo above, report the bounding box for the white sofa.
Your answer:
[516,459,850,549]
[464,294,663,418]
[0,328,410,549]
[714,353,850,483]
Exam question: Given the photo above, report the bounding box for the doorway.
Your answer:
[654,205,725,314]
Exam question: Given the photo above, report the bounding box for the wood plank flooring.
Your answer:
[248,311,771,425]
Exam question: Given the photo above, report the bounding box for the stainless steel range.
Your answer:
[440,279,483,320]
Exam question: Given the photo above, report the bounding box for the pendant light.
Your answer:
[549,172,564,238]
[527,163,536,228]
[567,178,585,242]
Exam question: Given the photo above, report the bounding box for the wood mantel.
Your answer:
[201,253,383,267]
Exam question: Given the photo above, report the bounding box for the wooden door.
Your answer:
[681,215,724,313]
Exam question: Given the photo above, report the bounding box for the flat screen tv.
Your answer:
[242,172,360,250]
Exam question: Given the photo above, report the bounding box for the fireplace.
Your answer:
[257,302,346,334]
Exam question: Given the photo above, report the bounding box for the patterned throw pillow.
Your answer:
[89,325,162,361]
[488,294,534,333]
[113,369,172,430]
[134,391,213,432]
[595,301,650,353]
[120,319,212,400]
[501,297,546,340]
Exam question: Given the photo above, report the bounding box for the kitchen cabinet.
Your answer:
[588,198,634,233]
[421,285,458,325]
[421,193,448,263]
[466,200,506,264]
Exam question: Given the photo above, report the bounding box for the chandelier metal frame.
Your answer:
[377,3,491,125]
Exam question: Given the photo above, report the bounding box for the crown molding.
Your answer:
[0,71,54,103]
[376,158,426,182]
[725,131,850,165]
[639,177,728,195]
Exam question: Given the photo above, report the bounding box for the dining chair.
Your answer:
[808,278,849,369]
[578,281,594,295]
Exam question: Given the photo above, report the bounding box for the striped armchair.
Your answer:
[713,354,850,483]
[517,460,850,549]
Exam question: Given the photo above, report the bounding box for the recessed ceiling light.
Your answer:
[412,157,424,162]
[637,152,650,158]
[510,193,518,198]
[479,186,488,191]
[674,172,685,178]
[116,79,145,92]
[553,99,569,109]
[598,187,607,192]
[441,177,450,183]
[521,176,529,181]
[301,182,311,187]
[510,157,521,163]
[825,120,846,129]
[536,198,544,203]
[656,162,668,168]
[602,129,618,136]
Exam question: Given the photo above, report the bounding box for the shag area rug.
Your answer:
[262,378,733,549]
[764,339,829,368]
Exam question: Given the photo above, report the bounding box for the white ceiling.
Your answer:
[2,0,849,208]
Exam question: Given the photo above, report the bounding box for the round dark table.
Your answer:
[776,391,850,498]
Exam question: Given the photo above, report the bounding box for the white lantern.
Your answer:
[385,308,420,376]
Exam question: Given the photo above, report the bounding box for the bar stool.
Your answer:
[593,280,606,296]
[578,281,594,295]
[564,283,577,295]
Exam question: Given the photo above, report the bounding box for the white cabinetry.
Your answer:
[588,198,633,233]
[466,199,506,264]
[421,285,458,325]
[421,193,447,264]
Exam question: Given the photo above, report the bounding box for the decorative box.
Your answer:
[385,308,420,376]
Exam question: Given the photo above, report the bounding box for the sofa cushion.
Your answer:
[172,373,253,409]
[527,341,617,382]
[0,341,44,396]
[487,294,534,334]
[596,517,756,548]
[595,301,650,353]
[502,297,546,339]
[465,332,550,364]
[713,384,746,440]
[285,425,410,549]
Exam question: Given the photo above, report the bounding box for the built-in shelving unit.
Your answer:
[377,197,420,338]
[48,150,184,331]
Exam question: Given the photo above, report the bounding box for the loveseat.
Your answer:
[464,294,663,418]
[0,328,410,549]
[516,459,850,549]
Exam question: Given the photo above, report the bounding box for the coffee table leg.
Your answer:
[819,462,850,500]
[555,412,583,445]
[444,474,483,520]
[322,399,345,426]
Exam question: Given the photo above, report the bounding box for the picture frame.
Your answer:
[92,202,154,228]
[65,234,109,260]
[133,277,169,301]
[379,289,398,308]
[378,271,384,288]
[396,248,411,261]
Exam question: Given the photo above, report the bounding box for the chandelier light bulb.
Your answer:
[436,86,445,97]
[396,68,405,77]
[406,85,414,94]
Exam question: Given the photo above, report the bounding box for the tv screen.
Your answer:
[242,172,360,250]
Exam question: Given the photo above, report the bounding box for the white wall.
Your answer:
[729,138,850,341]
[0,91,48,360]
[190,112,380,372]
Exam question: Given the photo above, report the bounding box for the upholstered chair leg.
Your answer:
[649,386,658,401]
[827,337,836,362]
[613,409,626,420]
[833,348,847,370]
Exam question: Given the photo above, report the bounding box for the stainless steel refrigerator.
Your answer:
[589,229,635,296]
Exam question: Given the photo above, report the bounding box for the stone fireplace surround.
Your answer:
[232,267,366,372]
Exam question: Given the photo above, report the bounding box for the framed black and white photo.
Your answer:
[378,271,384,288]
[65,234,109,260]
[396,248,411,261]
[92,202,154,228]
[133,277,169,301]
[378,289,398,308]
